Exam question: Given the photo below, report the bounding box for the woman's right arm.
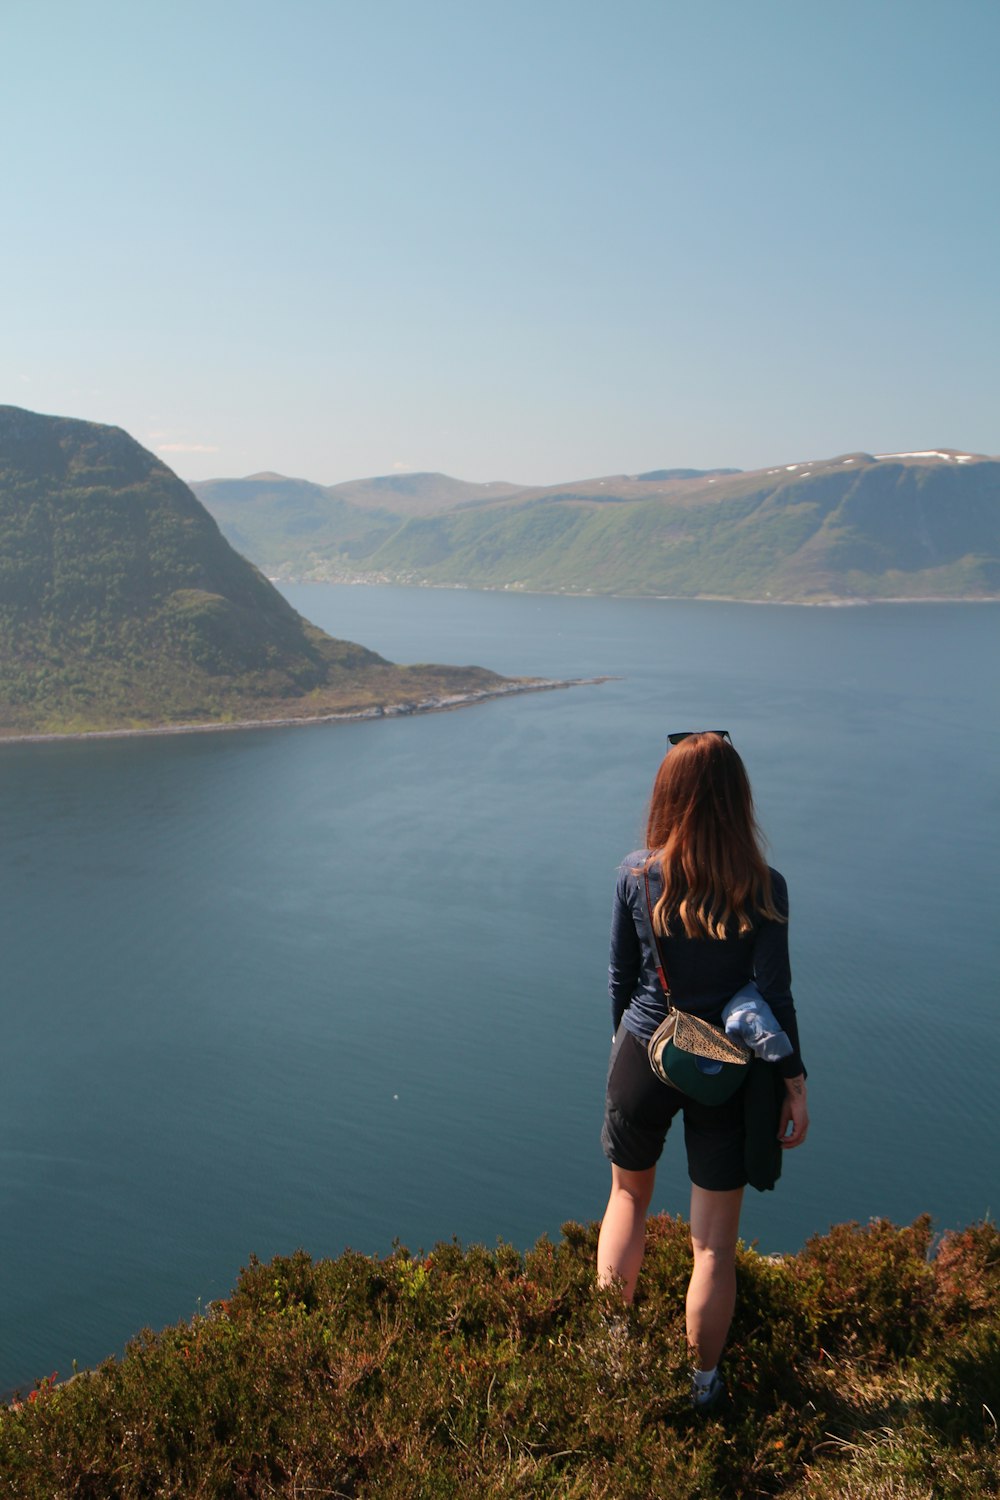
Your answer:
[608,870,641,1033]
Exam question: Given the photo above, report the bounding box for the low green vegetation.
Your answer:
[3,1215,996,1498]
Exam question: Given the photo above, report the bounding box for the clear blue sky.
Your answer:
[3,0,998,484]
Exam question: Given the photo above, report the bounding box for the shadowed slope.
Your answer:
[0,408,513,735]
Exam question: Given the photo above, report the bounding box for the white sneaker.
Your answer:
[690,1372,728,1414]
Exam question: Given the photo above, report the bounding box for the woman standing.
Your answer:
[597,731,808,1413]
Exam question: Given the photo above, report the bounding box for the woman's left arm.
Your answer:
[778,1074,809,1148]
[754,870,806,1080]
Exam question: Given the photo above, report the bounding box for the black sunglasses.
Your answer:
[667,730,731,746]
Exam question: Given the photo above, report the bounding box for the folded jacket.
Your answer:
[722,982,793,1062]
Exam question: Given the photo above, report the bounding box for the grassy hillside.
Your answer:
[367,456,1000,600]
[326,471,524,515]
[196,453,1000,601]
[2,1215,997,1498]
[0,408,514,736]
[189,474,404,579]
[191,472,527,581]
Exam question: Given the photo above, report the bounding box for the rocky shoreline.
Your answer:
[0,676,608,747]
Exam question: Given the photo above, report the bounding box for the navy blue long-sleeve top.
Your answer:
[608,851,805,1080]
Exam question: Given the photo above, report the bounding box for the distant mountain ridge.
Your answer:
[327,472,525,514]
[193,450,1000,601]
[0,408,520,736]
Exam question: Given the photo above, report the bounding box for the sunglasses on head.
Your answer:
[667,730,731,746]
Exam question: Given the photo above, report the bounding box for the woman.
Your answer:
[597,731,808,1414]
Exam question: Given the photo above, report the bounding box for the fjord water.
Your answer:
[1,588,997,1393]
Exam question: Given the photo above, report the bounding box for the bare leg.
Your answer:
[686,1183,744,1369]
[597,1164,656,1302]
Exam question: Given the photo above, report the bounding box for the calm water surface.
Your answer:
[1,588,997,1392]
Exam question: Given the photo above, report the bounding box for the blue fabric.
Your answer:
[608,850,804,1080]
[722,982,794,1062]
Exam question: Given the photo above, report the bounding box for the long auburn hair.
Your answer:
[644,733,784,940]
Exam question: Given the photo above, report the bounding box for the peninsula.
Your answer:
[0,407,562,740]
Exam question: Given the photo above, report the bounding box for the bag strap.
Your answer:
[641,865,675,1014]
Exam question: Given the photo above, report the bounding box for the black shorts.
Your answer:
[601,1026,747,1191]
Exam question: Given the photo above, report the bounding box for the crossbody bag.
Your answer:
[640,867,750,1105]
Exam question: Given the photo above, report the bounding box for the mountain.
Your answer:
[195,452,1000,601]
[0,408,513,736]
[325,471,525,514]
[190,472,526,581]
[189,474,404,578]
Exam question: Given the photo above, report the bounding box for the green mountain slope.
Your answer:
[190,471,527,581]
[196,452,1000,600]
[0,408,510,735]
[190,474,403,577]
[366,453,1000,599]
[325,471,524,514]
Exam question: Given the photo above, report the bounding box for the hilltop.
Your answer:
[0,408,533,737]
[1,1214,997,1497]
[194,450,1000,601]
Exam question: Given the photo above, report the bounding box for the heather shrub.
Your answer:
[786,1214,937,1363]
[1,1216,997,1499]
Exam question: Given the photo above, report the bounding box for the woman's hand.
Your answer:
[778,1075,809,1148]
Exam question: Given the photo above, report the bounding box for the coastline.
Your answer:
[277,576,1000,607]
[0,676,609,747]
